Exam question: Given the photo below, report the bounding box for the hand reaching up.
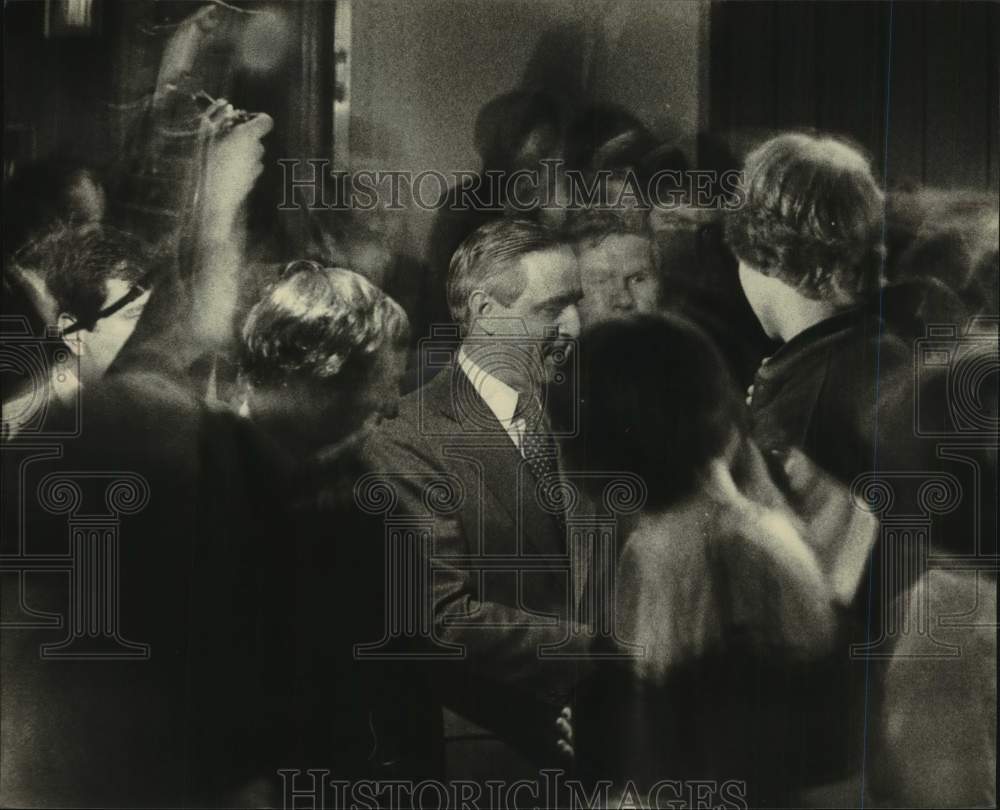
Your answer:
[200,100,273,239]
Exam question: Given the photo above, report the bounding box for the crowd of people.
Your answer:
[1,75,997,810]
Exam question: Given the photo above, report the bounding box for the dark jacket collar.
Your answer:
[758,307,880,381]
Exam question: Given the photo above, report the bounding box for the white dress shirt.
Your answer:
[457,348,530,450]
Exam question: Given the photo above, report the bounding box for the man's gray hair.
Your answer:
[446,218,565,328]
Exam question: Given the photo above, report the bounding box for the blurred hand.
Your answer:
[154,4,221,103]
[555,705,574,762]
[201,103,273,237]
[729,441,879,606]
[780,447,880,605]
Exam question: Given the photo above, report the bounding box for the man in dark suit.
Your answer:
[360,218,591,780]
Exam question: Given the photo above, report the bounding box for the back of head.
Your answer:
[725,132,885,305]
[446,218,563,330]
[240,260,408,394]
[556,314,745,510]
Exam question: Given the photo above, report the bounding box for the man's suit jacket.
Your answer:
[359,361,593,767]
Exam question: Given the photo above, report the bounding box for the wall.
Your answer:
[348,0,707,258]
[709,0,1000,191]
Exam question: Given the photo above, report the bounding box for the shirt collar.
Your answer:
[457,347,521,429]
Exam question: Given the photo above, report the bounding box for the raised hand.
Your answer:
[199,99,274,239]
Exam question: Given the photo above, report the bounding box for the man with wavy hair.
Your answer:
[239,261,410,451]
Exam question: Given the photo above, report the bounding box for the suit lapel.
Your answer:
[432,365,566,560]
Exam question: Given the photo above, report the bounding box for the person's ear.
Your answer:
[467,290,496,334]
[57,313,84,356]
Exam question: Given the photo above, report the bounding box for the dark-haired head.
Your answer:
[555,314,746,511]
[15,224,152,328]
[725,132,885,306]
[12,223,156,384]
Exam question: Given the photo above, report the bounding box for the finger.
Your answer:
[242,111,274,138]
[204,99,231,124]
[783,446,820,494]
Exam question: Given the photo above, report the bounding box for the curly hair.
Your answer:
[725,133,886,304]
[240,261,409,390]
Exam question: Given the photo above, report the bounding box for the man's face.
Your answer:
[65,277,152,381]
[577,234,661,327]
[482,246,582,386]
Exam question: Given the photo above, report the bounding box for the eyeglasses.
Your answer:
[61,282,150,336]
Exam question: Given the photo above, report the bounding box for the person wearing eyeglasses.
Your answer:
[1,224,154,440]
[0,97,294,808]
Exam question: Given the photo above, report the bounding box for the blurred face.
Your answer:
[363,344,408,425]
[508,125,569,226]
[577,234,660,327]
[513,124,562,171]
[63,277,151,382]
[348,235,393,290]
[67,172,106,223]
[479,246,582,387]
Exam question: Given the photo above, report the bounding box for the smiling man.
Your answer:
[360,218,592,782]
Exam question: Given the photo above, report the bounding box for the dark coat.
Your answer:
[1,259,296,807]
[748,307,915,487]
[277,428,443,784]
[358,362,593,769]
[1,367,295,808]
